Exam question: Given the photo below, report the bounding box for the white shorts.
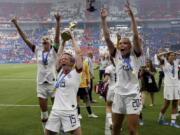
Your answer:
[106,88,115,102]
[45,109,80,133]
[164,86,180,100]
[37,83,55,99]
[112,93,142,114]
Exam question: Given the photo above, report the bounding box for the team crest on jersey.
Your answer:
[60,79,65,87]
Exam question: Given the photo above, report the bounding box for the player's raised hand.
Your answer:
[116,33,121,41]
[11,17,18,24]
[54,12,61,21]
[125,0,133,17]
[101,7,108,19]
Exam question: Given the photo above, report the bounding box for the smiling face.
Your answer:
[117,38,132,56]
[59,53,75,67]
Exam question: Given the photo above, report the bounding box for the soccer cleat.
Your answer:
[91,100,97,103]
[139,119,144,126]
[170,122,180,128]
[158,119,169,126]
[78,114,82,119]
[88,113,98,118]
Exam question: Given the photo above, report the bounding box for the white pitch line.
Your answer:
[0,104,105,108]
[0,78,35,81]
[0,104,39,107]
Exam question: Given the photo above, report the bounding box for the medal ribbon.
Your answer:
[42,50,50,65]
[55,71,67,88]
[123,57,132,70]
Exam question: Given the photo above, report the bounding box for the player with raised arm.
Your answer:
[45,30,83,135]
[158,51,180,128]
[101,1,143,135]
[11,13,61,133]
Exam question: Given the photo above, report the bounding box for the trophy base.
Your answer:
[61,32,71,41]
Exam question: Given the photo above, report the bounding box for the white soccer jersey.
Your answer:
[105,64,116,90]
[35,46,57,84]
[163,59,180,87]
[52,69,81,111]
[114,50,142,95]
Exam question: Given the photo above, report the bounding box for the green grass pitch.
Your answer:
[0,64,179,135]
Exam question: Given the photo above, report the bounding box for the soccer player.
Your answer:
[158,51,180,128]
[45,30,83,135]
[154,48,165,90]
[11,13,61,133]
[85,52,97,103]
[77,59,98,119]
[101,1,143,135]
[104,57,116,129]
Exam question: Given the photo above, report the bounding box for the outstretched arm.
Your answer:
[53,13,61,52]
[116,33,121,47]
[157,51,169,65]
[70,31,83,71]
[11,17,35,52]
[125,0,142,56]
[56,40,66,72]
[100,7,116,57]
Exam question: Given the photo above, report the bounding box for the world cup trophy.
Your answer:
[61,22,77,41]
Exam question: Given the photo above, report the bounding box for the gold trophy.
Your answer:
[61,22,77,41]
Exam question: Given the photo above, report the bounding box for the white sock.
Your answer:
[171,114,176,124]
[41,111,48,133]
[41,111,48,120]
[178,106,180,112]
[106,113,112,125]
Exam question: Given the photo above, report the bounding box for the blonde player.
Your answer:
[45,30,83,135]
[101,1,143,135]
[11,13,61,133]
[158,51,180,128]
